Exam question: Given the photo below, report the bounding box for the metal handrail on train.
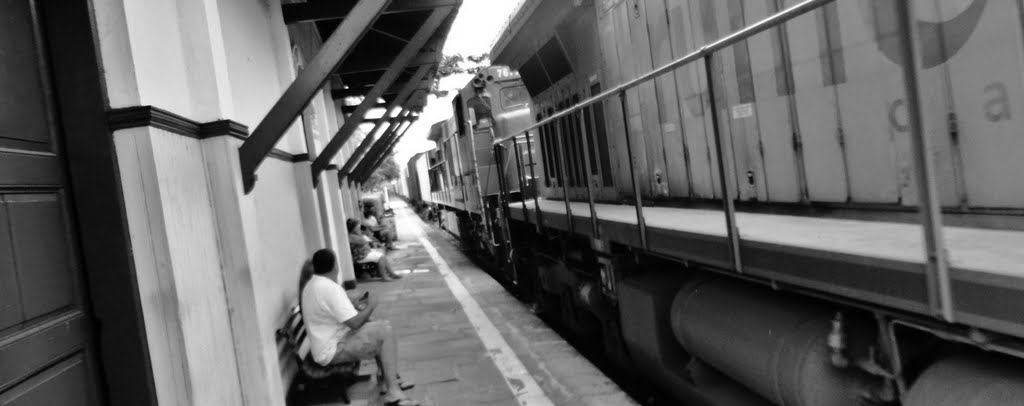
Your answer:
[492,0,953,322]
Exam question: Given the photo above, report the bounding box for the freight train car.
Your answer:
[409,67,536,262]
[402,152,430,207]
[472,0,1024,405]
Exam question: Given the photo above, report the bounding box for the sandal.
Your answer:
[383,398,419,406]
[380,374,415,394]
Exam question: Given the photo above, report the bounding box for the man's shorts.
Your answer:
[331,320,389,363]
[356,249,384,264]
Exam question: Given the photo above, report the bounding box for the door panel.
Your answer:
[1,355,92,406]
[0,0,101,404]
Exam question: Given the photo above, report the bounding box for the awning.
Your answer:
[238,0,461,193]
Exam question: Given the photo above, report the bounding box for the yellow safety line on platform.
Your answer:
[414,232,556,406]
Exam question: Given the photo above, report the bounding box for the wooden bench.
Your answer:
[355,261,379,279]
[276,305,368,404]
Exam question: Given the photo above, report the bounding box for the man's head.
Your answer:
[347,218,361,233]
[312,249,337,275]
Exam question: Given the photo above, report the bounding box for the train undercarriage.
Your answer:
[415,201,1024,406]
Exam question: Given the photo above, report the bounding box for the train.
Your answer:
[400,1,1024,405]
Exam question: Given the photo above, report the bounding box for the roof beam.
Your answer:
[351,118,410,181]
[238,0,388,193]
[357,123,415,183]
[332,78,430,99]
[342,102,387,114]
[339,64,430,177]
[340,110,409,178]
[355,119,416,182]
[283,0,459,24]
[311,6,450,182]
[338,51,438,75]
[360,116,413,125]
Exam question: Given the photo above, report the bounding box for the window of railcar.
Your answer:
[590,84,614,186]
[469,97,493,130]
[538,38,573,84]
[519,55,550,96]
[453,94,467,137]
[500,86,530,110]
[429,169,440,191]
[444,140,456,186]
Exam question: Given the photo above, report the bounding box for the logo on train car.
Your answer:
[861,0,987,69]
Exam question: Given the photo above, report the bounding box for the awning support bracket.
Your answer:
[238,0,389,193]
[310,6,450,184]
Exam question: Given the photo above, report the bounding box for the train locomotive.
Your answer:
[401,1,1024,405]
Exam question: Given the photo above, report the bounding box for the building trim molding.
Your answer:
[107,105,203,136]
[106,106,306,162]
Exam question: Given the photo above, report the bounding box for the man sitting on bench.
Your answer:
[301,249,417,406]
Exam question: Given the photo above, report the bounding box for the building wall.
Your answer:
[249,159,313,394]
[113,128,244,406]
[92,0,360,403]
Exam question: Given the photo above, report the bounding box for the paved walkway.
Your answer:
[299,200,636,406]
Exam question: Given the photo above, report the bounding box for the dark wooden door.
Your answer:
[0,0,103,404]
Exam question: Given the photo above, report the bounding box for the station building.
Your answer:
[0,0,460,404]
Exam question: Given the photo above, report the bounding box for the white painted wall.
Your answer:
[249,159,312,395]
[94,0,363,403]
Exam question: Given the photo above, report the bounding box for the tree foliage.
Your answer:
[430,52,490,97]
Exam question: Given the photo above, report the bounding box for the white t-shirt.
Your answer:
[301,275,359,365]
[365,215,379,227]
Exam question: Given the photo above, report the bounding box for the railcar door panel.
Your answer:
[831,0,903,204]
[782,0,849,203]
[745,0,802,203]
[941,0,1024,208]
[598,6,633,197]
[669,0,720,200]
[626,0,671,198]
[643,0,691,198]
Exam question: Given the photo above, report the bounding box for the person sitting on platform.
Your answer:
[363,208,398,250]
[301,249,417,406]
[348,218,401,281]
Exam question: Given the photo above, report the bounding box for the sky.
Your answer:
[390,0,523,167]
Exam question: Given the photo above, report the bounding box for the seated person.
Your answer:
[363,209,397,250]
[301,249,417,406]
[348,218,401,281]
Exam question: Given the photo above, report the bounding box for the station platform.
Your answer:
[294,201,636,406]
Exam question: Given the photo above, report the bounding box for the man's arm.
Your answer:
[343,296,377,330]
